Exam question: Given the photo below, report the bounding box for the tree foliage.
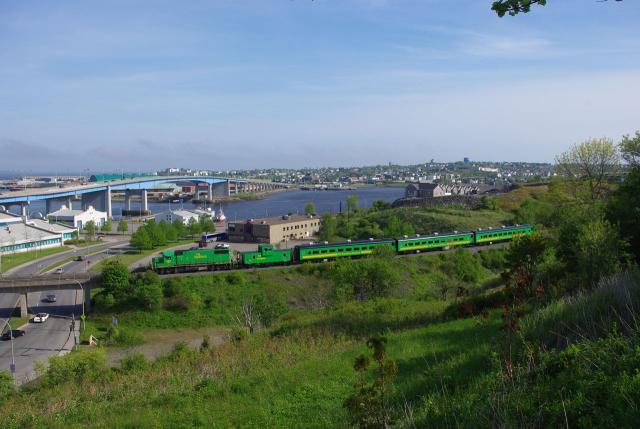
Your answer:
[100,260,131,300]
[554,137,620,201]
[117,219,128,234]
[130,227,153,252]
[305,202,316,215]
[620,131,640,168]
[84,220,97,241]
[101,219,112,233]
[331,253,401,302]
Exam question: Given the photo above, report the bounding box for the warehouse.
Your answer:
[227,214,321,244]
[47,205,108,229]
[154,208,214,225]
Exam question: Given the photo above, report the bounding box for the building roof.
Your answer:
[230,214,319,227]
[0,212,22,223]
[26,219,77,233]
[48,205,106,218]
[156,209,201,218]
[0,222,60,246]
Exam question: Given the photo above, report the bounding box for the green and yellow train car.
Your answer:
[152,245,232,274]
[473,225,534,244]
[295,239,395,262]
[239,244,292,266]
[396,231,474,253]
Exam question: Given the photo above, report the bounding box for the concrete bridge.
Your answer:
[0,176,289,218]
[0,274,98,317]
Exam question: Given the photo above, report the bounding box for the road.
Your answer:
[0,236,127,382]
[0,292,81,383]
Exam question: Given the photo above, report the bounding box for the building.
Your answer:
[0,212,76,255]
[227,214,321,244]
[154,208,214,225]
[405,182,478,198]
[47,205,108,229]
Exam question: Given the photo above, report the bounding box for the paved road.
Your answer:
[0,292,81,383]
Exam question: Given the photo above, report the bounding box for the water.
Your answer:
[14,187,405,220]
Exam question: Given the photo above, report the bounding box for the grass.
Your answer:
[0,246,70,273]
[90,239,196,272]
[6,316,30,330]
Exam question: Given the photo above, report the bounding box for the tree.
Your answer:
[100,219,112,233]
[555,138,620,201]
[305,202,316,215]
[607,168,640,263]
[117,219,128,235]
[160,221,178,242]
[318,213,338,242]
[492,0,622,17]
[130,227,153,252]
[101,260,131,300]
[492,0,546,17]
[187,217,202,237]
[172,219,186,239]
[382,215,414,238]
[372,200,391,211]
[198,214,215,234]
[144,221,166,247]
[346,195,359,214]
[620,131,640,168]
[131,271,163,311]
[331,255,401,302]
[83,220,97,241]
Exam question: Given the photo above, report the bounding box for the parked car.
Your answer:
[44,294,57,303]
[54,267,65,274]
[1,330,26,341]
[32,313,50,323]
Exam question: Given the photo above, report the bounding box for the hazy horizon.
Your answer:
[2,0,639,171]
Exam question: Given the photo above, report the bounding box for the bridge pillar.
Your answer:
[141,189,148,213]
[21,202,29,220]
[124,190,132,211]
[207,184,213,201]
[66,196,73,209]
[45,199,53,215]
[105,186,112,219]
[18,294,28,318]
[226,180,231,197]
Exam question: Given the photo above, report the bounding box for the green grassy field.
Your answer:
[90,239,196,272]
[0,246,70,274]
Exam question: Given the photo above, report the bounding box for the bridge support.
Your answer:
[45,199,53,215]
[21,202,29,220]
[207,184,213,201]
[105,186,112,219]
[18,294,28,318]
[124,190,132,211]
[141,189,148,212]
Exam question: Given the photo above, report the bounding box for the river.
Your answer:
[15,186,405,220]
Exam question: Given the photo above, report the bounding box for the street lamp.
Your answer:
[2,320,16,384]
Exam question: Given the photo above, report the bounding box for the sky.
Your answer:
[1,0,639,173]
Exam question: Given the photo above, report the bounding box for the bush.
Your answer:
[225,272,244,285]
[0,371,14,398]
[120,353,148,372]
[440,248,484,284]
[93,292,116,310]
[104,326,144,347]
[46,349,109,386]
[478,248,507,271]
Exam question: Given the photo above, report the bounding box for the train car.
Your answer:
[396,231,474,254]
[239,244,292,267]
[295,238,395,262]
[473,224,534,244]
[152,244,232,274]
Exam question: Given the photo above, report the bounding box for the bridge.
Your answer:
[0,273,98,317]
[0,176,289,218]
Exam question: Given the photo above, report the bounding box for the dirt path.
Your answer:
[106,327,227,366]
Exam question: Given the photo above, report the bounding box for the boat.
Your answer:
[215,205,226,222]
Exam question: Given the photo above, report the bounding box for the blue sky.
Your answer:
[1,0,639,173]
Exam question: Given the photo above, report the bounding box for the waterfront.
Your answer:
[16,186,405,221]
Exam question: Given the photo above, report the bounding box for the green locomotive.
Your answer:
[152,244,232,274]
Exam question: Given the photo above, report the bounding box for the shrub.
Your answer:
[440,248,484,284]
[104,326,144,347]
[46,349,108,386]
[0,371,14,398]
[478,248,507,271]
[225,272,244,285]
[120,353,148,372]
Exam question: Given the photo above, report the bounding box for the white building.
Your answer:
[0,211,78,255]
[154,208,214,225]
[47,205,108,229]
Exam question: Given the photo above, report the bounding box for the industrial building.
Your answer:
[0,212,77,255]
[154,208,214,225]
[405,183,479,198]
[227,214,321,244]
[47,205,108,229]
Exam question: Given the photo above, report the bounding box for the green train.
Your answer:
[151,224,533,274]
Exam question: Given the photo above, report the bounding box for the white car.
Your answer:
[54,267,65,274]
[33,313,50,323]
